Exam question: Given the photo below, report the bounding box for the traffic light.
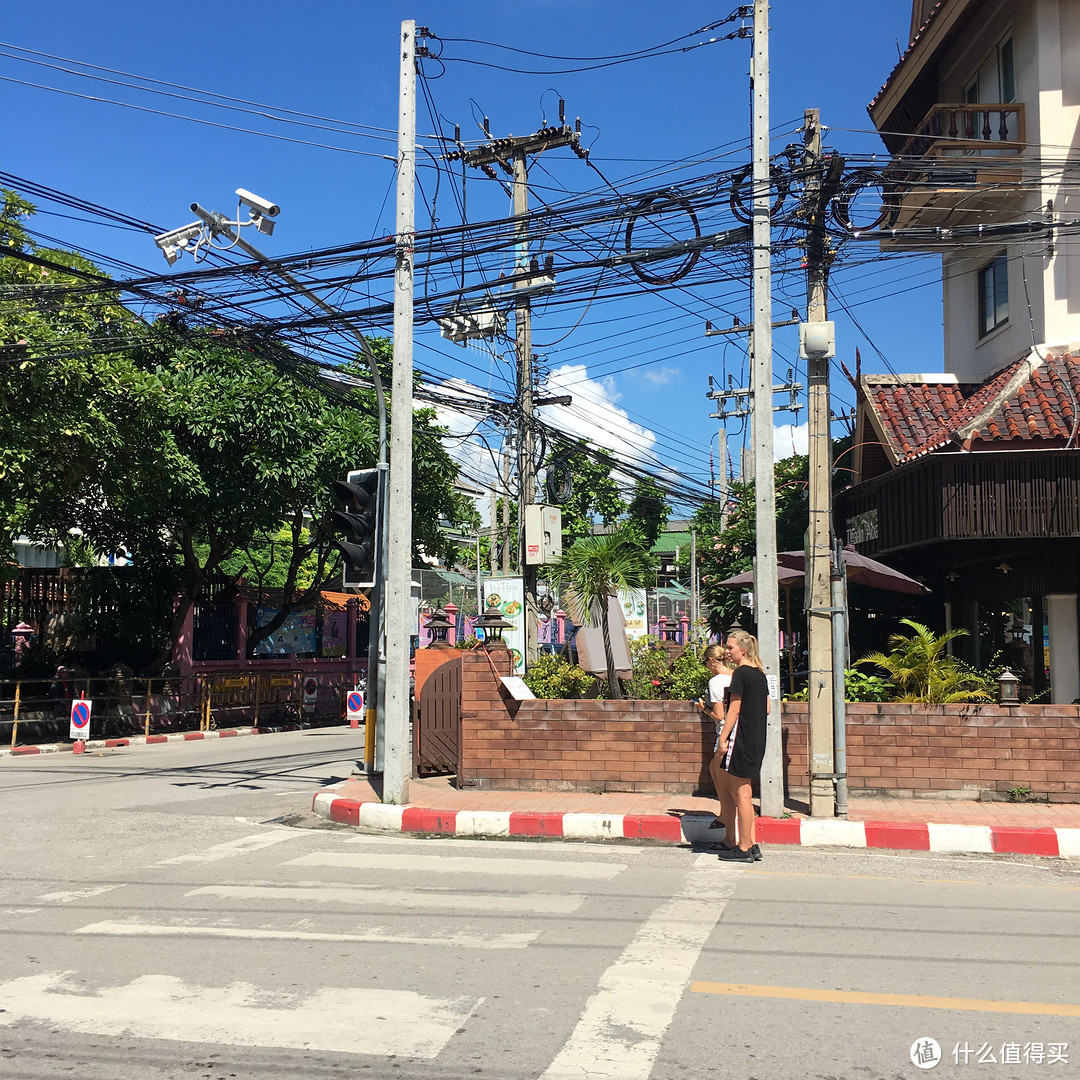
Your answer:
[332,468,381,588]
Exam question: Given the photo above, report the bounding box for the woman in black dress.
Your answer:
[716,629,770,863]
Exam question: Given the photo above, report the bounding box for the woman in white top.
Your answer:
[698,643,735,840]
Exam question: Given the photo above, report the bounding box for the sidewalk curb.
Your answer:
[0,720,341,758]
[311,786,1080,858]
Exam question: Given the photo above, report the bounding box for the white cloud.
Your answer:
[537,364,659,472]
[641,366,680,386]
[773,422,808,459]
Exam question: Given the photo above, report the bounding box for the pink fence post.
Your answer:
[444,602,459,646]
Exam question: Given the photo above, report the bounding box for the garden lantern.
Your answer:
[997,668,1020,704]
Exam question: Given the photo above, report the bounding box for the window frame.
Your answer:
[978,252,1009,338]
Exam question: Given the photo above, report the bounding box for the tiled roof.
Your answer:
[862,350,1080,465]
[867,1,946,113]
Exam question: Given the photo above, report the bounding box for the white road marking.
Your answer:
[37,884,121,904]
[188,882,584,914]
[0,971,479,1058]
[73,920,537,949]
[344,833,643,854]
[284,851,626,879]
[152,831,301,865]
[540,854,736,1080]
[0,908,41,916]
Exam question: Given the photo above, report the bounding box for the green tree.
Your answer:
[855,618,991,703]
[1,200,479,667]
[545,438,627,544]
[626,476,671,547]
[548,527,654,699]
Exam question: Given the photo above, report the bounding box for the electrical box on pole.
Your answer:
[524,505,562,565]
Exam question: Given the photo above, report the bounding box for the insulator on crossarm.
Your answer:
[559,99,565,123]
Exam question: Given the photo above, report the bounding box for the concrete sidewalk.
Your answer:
[311,774,1080,858]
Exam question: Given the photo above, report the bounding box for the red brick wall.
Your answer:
[456,654,1080,800]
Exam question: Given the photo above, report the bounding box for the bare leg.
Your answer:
[710,753,735,840]
[731,775,756,850]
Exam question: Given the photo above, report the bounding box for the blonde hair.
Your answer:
[702,644,726,665]
[726,629,764,670]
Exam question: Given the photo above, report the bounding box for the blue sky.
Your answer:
[3,1,942,512]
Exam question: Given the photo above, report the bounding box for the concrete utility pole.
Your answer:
[803,108,845,818]
[458,121,585,667]
[750,0,783,818]
[382,19,417,804]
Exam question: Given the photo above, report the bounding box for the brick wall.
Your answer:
[455,653,1080,800]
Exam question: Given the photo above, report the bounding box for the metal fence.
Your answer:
[0,668,362,748]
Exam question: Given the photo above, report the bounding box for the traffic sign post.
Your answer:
[302,675,318,715]
[69,696,92,747]
[346,689,365,728]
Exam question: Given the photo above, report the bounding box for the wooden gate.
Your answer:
[414,654,461,776]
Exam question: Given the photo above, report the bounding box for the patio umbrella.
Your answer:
[776,547,930,595]
[715,565,804,686]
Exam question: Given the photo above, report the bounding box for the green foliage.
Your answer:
[625,636,672,699]
[1007,785,1034,803]
[668,641,710,700]
[0,200,479,667]
[626,477,670,548]
[546,438,627,544]
[548,527,655,699]
[855,619,992,703]
[522,654,595,699]
[843,669,894,702]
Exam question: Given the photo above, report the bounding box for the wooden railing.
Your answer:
[895,102,1025,161]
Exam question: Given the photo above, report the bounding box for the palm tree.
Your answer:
[855,618,991,703]
[548,528,655,699]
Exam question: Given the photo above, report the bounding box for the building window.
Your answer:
[979,254,1008,336]
[999,38,1016,103]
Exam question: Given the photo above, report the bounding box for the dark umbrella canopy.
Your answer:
[776,548,930,595]
[716,566,804,589]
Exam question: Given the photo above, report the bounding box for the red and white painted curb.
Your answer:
[0,722,333,758]
[311,789,1080,858]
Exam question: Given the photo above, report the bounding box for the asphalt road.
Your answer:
[1,730,1078,1079]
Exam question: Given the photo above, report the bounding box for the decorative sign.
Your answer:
[482,577,525,673]
[500,676,535,700]
[620,588,649,639]
[69,697,92,741]
[847,509,879,546]
[346,689,365,727]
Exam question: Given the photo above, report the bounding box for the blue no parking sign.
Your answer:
[346,689,365,726]
[69,697,92,740]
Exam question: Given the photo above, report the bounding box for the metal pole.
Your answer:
[513,149,539,670]
[751,0,783,818]
[831,559,849,817]
[804,107,837,818]
[382,18,416,803]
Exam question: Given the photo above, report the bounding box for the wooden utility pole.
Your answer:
[458,121,585,667]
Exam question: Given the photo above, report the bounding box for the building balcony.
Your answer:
[882,102,1029,241]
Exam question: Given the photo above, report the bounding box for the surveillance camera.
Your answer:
[254,214,276,237]
[235,188,280,218]
[154,222,203,264]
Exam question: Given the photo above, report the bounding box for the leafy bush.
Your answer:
[522,654,595,699]
[625,636,672,699]
[855,619,991,703]
[668,642,710,700]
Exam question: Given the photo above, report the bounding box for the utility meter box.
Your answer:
[799,320,835,359]
[524,504,562,565]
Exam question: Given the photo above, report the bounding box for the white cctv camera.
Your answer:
[153,222,204,265]
[235,188,280,219]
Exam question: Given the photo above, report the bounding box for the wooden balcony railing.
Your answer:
[895,102,1026,162]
